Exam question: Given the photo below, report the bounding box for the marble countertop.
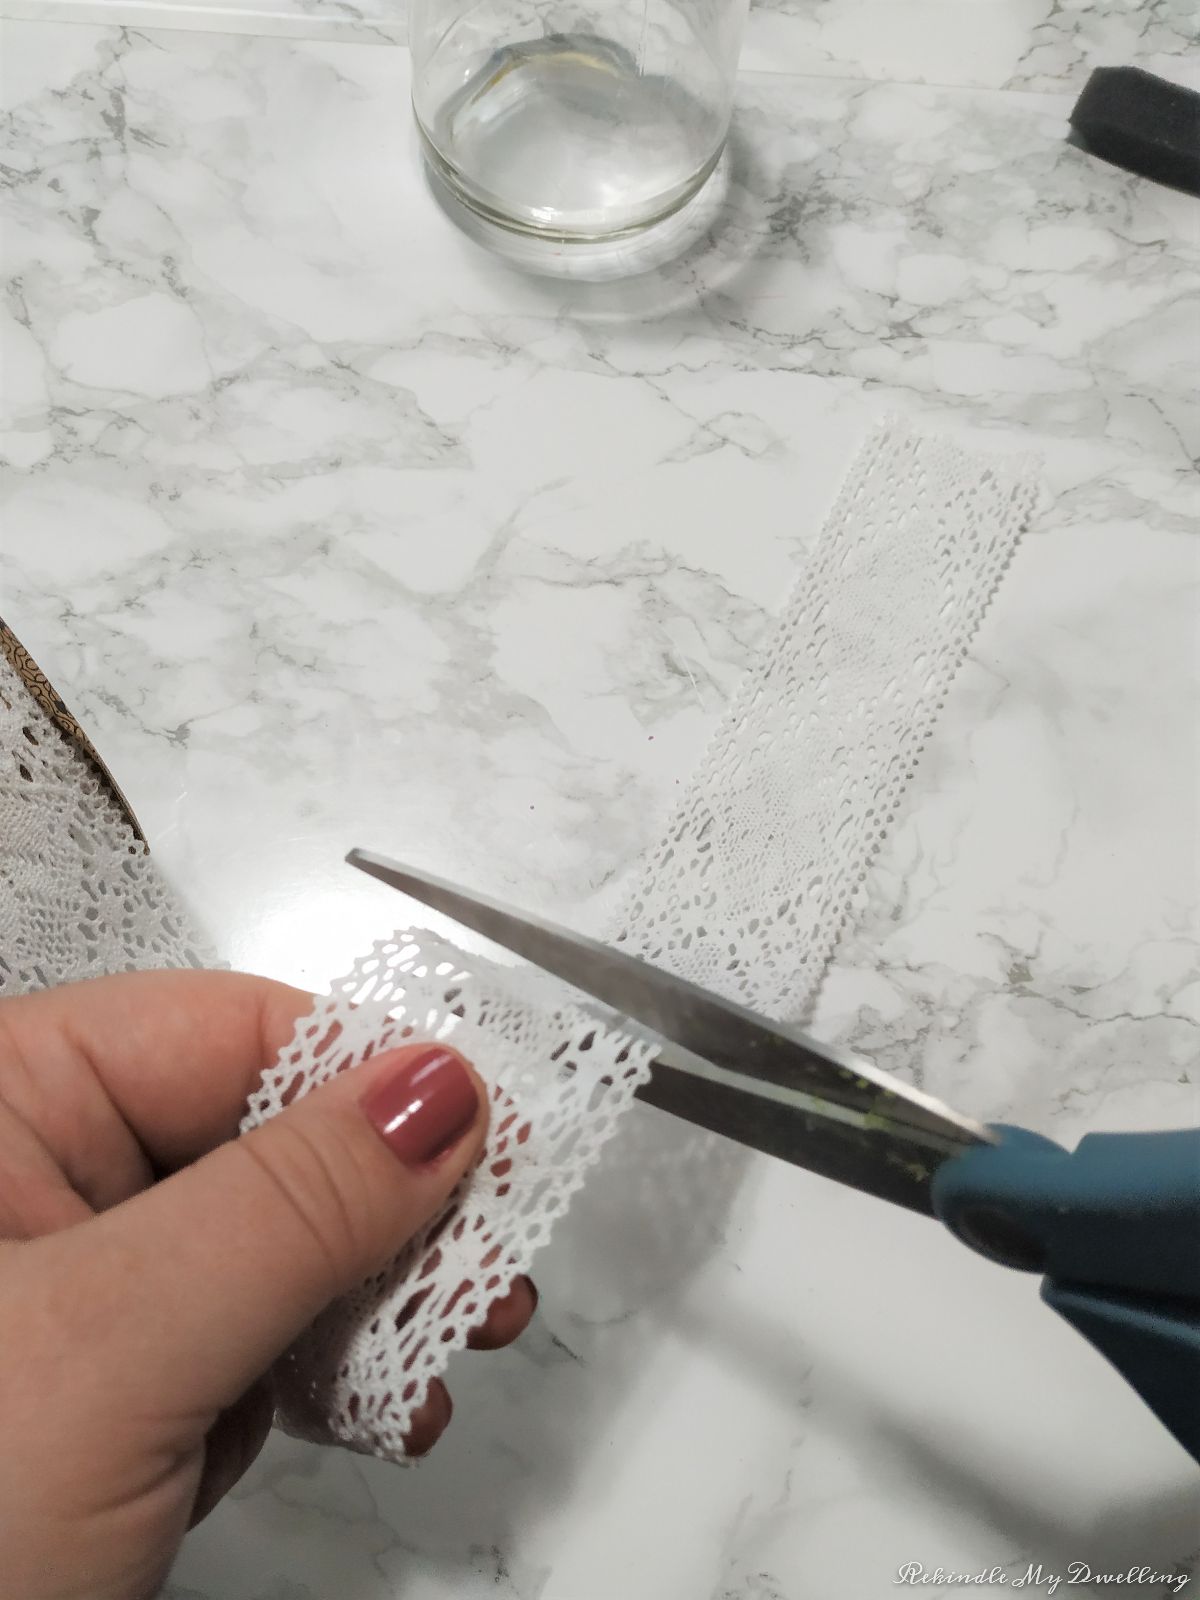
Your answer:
[2,5,1199,1597]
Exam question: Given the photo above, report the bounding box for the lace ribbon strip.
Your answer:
[241,419,1039,1460]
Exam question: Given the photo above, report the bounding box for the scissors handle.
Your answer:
[933,1124,1200,1464]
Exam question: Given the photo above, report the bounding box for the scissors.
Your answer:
[348,848,1200,1464]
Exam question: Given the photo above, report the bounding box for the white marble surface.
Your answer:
[3,0,1199,90]
[2,15,1200,1600]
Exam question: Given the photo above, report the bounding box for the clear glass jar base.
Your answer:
[421,137,735,283]
[413,37,726,242]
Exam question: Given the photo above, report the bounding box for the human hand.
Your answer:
[0,969,535,1600]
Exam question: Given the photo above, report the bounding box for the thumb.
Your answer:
[33,1042,488,1419]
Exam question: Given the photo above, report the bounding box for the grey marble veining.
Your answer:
[1,17,1198,1600]
[744,0,1200,89]
[4,0,1198,91]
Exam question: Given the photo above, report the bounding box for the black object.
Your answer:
[1069,67,1200,196]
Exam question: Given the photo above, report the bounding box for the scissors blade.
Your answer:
[347,849,992,1214]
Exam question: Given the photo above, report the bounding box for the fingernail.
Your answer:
[362,1046,478,1167]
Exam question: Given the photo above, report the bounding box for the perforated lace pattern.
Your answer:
[0,655,209,994]
[242,942,655,1456]
[614,421,1041,1012]
[242,420,1039,1460]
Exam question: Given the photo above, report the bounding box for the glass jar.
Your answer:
[410,0,749,240]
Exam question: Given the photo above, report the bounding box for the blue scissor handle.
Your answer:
[932,1124,1200,1464]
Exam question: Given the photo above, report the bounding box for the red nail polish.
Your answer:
[362,1046,478,1167]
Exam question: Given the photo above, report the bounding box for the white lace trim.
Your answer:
[0,655,210,994]
[243,418,1039,1459]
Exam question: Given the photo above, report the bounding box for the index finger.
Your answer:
[4,969,312,1175]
